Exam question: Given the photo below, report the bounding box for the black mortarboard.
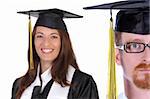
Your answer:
[18,8,83,32]
[17,8,83,69]
[84,0,150,35]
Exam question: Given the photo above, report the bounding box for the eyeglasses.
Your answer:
[117,42,150,53]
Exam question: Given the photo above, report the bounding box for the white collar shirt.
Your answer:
[21,64,75,99]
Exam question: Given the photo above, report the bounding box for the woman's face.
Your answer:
[34,26,61,64]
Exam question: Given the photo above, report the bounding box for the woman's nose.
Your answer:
[43,38,50,46]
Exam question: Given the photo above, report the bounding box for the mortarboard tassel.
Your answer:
[29,14,34,70]
[107,10,118,99]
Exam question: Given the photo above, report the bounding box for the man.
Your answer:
[115,8,150,99]
[84,0,150,99]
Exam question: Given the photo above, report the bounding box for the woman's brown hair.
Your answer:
[16,27,79,99]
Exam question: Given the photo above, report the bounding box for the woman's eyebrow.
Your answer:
[50,32,59,35]
[35,32,44,35]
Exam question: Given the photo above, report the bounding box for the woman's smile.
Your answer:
[41,48,53,53]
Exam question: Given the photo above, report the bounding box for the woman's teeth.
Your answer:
[42,48,53,53]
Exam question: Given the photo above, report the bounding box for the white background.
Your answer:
[0,0,124,99]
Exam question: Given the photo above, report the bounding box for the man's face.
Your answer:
[116,32,150,89]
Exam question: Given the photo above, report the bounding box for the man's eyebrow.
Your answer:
[128,39,144,42]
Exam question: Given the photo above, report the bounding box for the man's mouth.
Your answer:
[137,68,150,74]
[135,63,150,74]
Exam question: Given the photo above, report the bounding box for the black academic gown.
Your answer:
[11,70,99,99]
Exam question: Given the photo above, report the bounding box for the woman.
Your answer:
[11,8,99,99]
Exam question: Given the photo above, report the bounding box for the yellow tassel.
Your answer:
[107,18,118,99]
[29,16,34,70]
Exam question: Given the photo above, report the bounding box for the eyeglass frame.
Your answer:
[116,42,150,53]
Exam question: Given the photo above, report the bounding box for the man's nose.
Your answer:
[142,47,150,64]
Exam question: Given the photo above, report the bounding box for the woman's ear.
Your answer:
[115,48,121,65]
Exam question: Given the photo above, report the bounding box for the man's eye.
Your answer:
[131,43,139,48]
[127,43,142,49]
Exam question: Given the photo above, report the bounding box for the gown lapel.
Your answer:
[31,65,75,99]
[31,79,54,99]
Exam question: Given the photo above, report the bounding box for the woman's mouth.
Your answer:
[41,48,53,53]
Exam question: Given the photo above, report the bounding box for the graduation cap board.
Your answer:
[83,0,149,9]
[84,0,149,99]
[18,8,83,32]
[83,0,150,34]
[17,8,83,70]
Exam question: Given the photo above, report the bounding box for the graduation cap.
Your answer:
[84,0,149,99]
[83,0,150,35]
[17,8,83,70]
[18,8,83,32]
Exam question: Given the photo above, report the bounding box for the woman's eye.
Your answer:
[51,35,58,39]
[36,35,43,38]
